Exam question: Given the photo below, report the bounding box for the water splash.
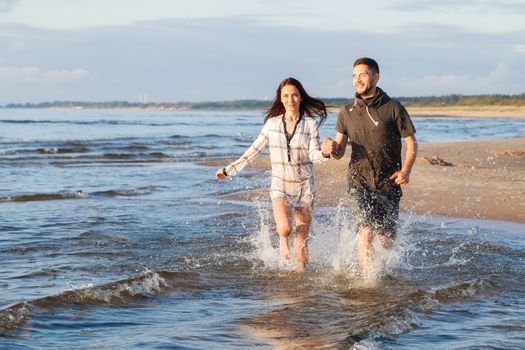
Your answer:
[247,200,413,285]
[248,205,289,270]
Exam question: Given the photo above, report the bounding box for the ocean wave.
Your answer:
[0,152,177,163]
[349,339,388,350]
[0,187,157,203]
[407,277,503,307]
[51,152,173,160]
[162,139,192,146]
[0,303,30,334]
[234,136,257,143]
[92,187,154,197]
[189,151,207,157]
[0,136,223,164]
[0,136,160,148]
[0,119,177,127]
[90,152,174,160]
[73,230,130,243]
[0,270,201,334]
[0,191,84,202]
[38,146,90,154]
[0,119,59,124]
[431,278,501,303]
[65,250,128,258]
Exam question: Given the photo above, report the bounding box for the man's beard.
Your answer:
[357,85,374,97]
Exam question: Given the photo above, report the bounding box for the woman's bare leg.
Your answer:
[272,198,292,261]
[293,206,312,270]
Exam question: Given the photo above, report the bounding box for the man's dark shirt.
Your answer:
[335,87,416,197]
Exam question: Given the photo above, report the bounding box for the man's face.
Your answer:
[352,64,378,97]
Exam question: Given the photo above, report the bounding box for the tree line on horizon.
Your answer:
[3,93,525,109]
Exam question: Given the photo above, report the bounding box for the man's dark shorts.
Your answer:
[347,187,400,238]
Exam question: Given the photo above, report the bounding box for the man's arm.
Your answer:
[332,132,348,159]
[390,134,418,185]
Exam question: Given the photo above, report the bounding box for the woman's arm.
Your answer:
[216,125,269,181]
[308,120,330,163]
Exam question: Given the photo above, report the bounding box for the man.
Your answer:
[322,57,418,277]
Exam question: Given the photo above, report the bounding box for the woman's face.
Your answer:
[280,84,301,115]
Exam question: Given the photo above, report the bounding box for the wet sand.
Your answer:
[210,138,525,224]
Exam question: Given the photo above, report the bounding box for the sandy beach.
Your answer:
[407,105,525,119]
[211,137,525,224]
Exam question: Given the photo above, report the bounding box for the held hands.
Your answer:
[389,170,410,185]
[322,138,335,157]
[215,168,226,181]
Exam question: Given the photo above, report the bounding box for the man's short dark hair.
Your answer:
[354,57,379,74]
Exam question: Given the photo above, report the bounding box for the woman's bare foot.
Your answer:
[294,235,308,267]
[292,258,306,272]
[279,236,290,261]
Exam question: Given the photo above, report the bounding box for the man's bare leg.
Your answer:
[378,235,393,249]
[356,226,374,277]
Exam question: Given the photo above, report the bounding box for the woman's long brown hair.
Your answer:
[263,77,327,125]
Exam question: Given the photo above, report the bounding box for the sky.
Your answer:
[0,0,524,104]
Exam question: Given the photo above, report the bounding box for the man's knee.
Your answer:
[357,226,373,244]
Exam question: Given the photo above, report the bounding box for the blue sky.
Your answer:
[0,0,524,104]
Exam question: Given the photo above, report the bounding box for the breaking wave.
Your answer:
[0,187,156,203]
[0,270,201,335]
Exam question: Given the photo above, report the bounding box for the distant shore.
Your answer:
[208,138,525,224]
[4,101,525,119]
[43,105,525,119]
[326,105,525,119]
[407,105,525,119]
[41,106,525,119]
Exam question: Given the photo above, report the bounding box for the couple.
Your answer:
[215,57,418,273]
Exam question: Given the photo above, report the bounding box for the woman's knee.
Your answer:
[295,223,310,237]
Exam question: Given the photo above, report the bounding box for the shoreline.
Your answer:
[4,106,525,119]
[207,138,525,224]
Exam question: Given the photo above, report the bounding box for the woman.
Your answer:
[215,77,330,270]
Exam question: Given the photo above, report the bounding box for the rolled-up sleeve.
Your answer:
[308,119,329,164]
[225,124,269,177]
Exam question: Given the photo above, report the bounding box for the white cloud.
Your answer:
[0,17,524,103]
[388,0,525,13]
[391,63,520,96]
[513,44,525,53]
[2,0,524,34]
[0,66,89,85]
[0,0,18,12]
[487,62,511,81]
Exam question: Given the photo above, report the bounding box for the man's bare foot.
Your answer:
[279,236,290,261]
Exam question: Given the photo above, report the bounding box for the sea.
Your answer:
[0,108,524,349]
